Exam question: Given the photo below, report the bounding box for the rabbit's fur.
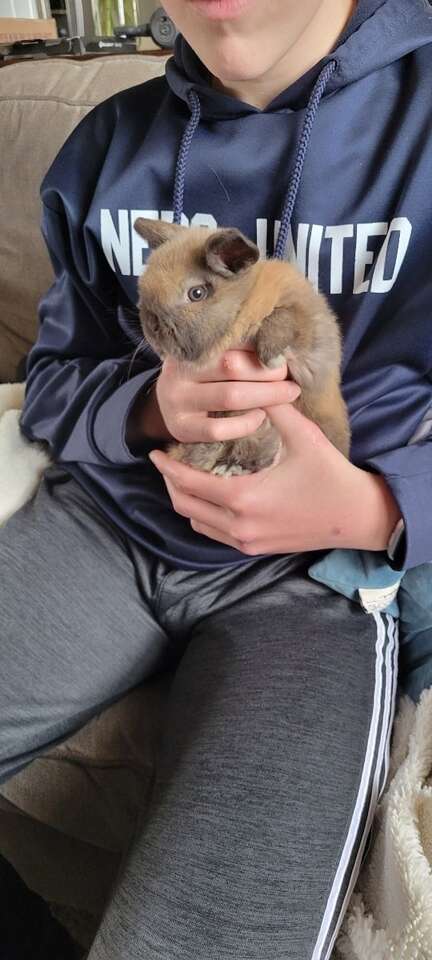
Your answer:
[135,219,350,475]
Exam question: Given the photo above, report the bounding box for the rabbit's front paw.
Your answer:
[211,463,251,477]
[255,307,298,371]
[255,294,343,393]
[263,353,287,369]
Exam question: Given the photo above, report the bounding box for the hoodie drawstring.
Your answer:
[173,90,202,225]
[274,59,337,259]
[172,60,337,254]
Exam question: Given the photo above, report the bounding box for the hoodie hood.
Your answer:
[167,0,432,249]
[166,0,432,119]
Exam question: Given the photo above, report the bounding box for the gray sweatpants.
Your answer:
[0,466,398,960]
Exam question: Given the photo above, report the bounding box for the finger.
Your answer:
[187,349,289,383]
[264,402,318,446]
[177,408,267,444]
[188,379,300,414]
[190,524,305,555]
[190,519,244,550]
[148,450,250,509]
[164,478,234,530]
[191,520,260,557]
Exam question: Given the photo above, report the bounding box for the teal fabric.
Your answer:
[309,550,401,616]
[397,566,432,702]
[309,551,432,701]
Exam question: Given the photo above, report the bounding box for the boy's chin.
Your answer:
[200,40,279,86]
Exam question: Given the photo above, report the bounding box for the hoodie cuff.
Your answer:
[364,447,432,571]
[92,369,160,465]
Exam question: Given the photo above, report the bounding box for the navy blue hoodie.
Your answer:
[21,0,432,571]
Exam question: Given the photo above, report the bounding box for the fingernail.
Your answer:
[149,452,174,478]
[288,384,301,399]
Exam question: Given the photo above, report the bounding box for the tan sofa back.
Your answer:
[0,55,167,382]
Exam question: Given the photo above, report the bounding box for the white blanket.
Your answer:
[336,690,432,959]
[1,382,432,959]
[0,383,51,525]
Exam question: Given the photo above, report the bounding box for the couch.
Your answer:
[2,53,432,960]
[0,52,173,951]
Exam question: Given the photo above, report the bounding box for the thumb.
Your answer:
[265,401,309,444]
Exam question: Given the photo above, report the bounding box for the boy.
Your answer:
[2,1,432,957]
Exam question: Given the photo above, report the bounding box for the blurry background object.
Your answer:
[91,0,138,36]
[0,0,176,52]
[114,7,177,49]
[0,0,51,17]
[0,15,57,42]
[65,0,172,45]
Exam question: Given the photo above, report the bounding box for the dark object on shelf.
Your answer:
[0,7,177,61]
[115,7,178,49]
[0,854,82,959]
[84,36,136,53]
[0,36,82,59]
[0,33,166,60]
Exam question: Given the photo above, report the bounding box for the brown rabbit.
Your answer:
[134,218,350,475]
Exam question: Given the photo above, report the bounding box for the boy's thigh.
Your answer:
[0,467,172,780]
[103,568,397,960]
[186,581,397,958]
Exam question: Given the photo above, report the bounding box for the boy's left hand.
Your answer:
[149,402,401,555]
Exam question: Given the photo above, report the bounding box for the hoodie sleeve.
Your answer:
[21,111,161,468]
[364,437,432,571]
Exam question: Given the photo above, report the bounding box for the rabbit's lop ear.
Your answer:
[133,218,186,248]
[204,229,259,278]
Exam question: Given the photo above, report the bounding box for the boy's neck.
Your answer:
[213,0,356,109]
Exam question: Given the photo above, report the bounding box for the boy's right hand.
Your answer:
[136,348,300,445]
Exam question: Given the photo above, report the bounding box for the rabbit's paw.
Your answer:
[211,463,251,477]
[264,353,286,369]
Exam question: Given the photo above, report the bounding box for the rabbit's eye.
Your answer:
[188,285,208,302]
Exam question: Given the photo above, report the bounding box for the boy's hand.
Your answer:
[149,402,401,555]
[129,348,300,445]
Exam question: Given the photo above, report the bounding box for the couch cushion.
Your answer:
[0,674,173,939]
[0,54,167,382]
